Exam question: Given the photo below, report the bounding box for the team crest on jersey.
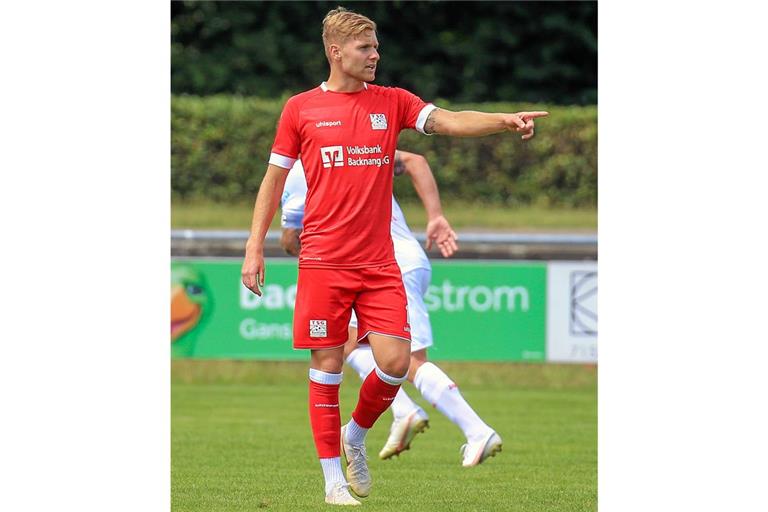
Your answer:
[370,113,387,130]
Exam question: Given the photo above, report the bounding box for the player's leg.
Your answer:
[340,264,410,497]
[345,318,423,423]
[341,333,409,497]
[309,347,359,504]
[294,268,360,504]
[405,267,502,466]
[343,326,359,360]
[410,349,502,466]
[348,264,411,438]
[376,268,434,459]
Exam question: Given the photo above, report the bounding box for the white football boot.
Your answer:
[460,431,503,467]
[340,424,372,498]
[379,409,430,460]
[324,482,362,506]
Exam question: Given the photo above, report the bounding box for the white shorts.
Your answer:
[350,267,433,352]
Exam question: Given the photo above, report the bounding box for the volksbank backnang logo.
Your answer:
[320,146,344,168]
[320,145,391,168]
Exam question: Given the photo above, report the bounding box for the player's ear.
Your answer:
[329,44,342,61]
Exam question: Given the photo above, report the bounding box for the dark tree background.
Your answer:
[171,1,596,105]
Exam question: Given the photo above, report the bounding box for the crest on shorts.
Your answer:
[370,113,387,130]
[310,319,327,338]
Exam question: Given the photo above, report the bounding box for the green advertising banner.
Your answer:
[427,261,546,361]
[171,258,546,362]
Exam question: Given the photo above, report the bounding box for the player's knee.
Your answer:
[310,348,344,374]
[378,354,410,380]
[313,360,343,374]
[394,358,410,379]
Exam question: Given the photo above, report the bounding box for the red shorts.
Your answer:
[293,263,411,350]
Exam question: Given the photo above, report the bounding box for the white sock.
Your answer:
[319,457,347,495]
[390,387,423,420]
[345,346,376,380]
[414,362,492,443]
[344,417,368,445]
[346,348,422,420]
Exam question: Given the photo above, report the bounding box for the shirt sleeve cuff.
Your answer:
[415,104,438,135]
[269,152,297,169]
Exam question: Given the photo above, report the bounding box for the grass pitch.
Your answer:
[172,361,596,511]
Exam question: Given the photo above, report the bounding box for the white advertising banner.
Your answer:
[546,261,597,363]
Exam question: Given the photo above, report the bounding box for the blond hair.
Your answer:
[322,7,376,57]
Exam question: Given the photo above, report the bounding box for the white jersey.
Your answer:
[281,160,431,273]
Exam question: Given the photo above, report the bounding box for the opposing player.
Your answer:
[281,151,503,468]
[241,7,547,506]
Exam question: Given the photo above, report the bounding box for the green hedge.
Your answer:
[172,95,596,207]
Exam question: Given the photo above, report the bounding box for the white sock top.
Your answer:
[309,368,343,385]
[375,366,407,386]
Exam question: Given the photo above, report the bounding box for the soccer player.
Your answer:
[241,7,547,506]
[280,151,503,469]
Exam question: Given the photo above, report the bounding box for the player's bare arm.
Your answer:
[280,228,302,257]
[424,108,549,140]
[395,150,458,258]
[242,164,289,296]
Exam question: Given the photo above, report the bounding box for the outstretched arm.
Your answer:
[395,150,458,258]
[424,108,549,140]
[242,164,289,296]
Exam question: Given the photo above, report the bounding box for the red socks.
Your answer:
[308,367,407,458]
[308,369,343,458]
[351,368,406,428]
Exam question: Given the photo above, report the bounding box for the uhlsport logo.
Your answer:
[320,146,344,168]
[370,113,387,130]
[316,120,342,128]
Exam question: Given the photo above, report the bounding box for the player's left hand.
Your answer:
[426,215,459,258]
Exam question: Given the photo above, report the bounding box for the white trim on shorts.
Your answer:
[356,330,411,345]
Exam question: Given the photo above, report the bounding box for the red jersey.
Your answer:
[270,82,435,269]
